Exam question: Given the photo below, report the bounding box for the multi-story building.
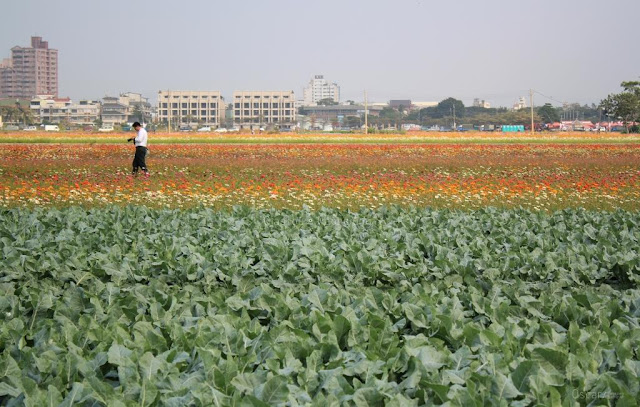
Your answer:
[30,95,100,125]
[389,100,412,110]
[101,92,153,125]
[157,90,225,128]
[0,37,58,99]
[232,91,296,129]
[473,98,491,109]
[513,97,527,111]
[302,75,339,106]
[101,96,128,125]
[120,92,152,123]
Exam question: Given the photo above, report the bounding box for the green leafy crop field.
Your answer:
[1,206,638,405]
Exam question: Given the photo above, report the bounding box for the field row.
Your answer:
[1,144,639,211]
[2,131,640,144]
[1,206,638,405]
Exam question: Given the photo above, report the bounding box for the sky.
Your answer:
[1,0,639,107]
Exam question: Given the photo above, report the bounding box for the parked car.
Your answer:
[98,125,114,132]
[23,126,38,131]
[214,128,228,133]
[197,126,211,132]
[44,125,60,132]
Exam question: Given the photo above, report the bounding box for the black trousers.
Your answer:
[132,146,148,173]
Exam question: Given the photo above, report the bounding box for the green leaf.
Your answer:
[491,373,522,400]
[108,343,133,366]
[0,382,20,397]
[257,376,289,404]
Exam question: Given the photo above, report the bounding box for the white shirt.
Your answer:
[134,127,148,147]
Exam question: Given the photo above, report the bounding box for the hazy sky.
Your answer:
[2,0,639,107]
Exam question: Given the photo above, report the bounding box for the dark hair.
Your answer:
[132,122,141,128]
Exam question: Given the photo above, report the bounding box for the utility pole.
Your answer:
[364,90,368,134]
[452,104,456,130]
[167,90,171,133]
[529,89,534,135]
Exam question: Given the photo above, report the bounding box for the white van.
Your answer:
[44,125,60,132]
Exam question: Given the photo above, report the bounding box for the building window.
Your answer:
[172,103,178,108]
[244,110,250,115]
[234,103,240,108]
[273,103,279,108]
[253,110,259,115]
[201,110,207,116]
[201,103,206,108]
[191,110,197,115]
[285,110,290,115]
[191,103,197,108]
[210,110,217,115]
[182,103,187,108]
[285,103,291,108]
[182,110,188,115]
[235,110,240,116]
[162,110,168,115]
[202,96,208,99]
[243,103,249,108]
[162,103,168,108]
[172,110,178,116]
[210,103,217,108]
[273,111,278,116]
[253,103,259,108]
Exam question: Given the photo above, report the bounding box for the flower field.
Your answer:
[1,130,640,144]
[1,143,639,211]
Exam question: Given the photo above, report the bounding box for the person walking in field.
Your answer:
[127,122,149,176]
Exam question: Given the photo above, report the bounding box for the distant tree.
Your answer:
[345,100,355,105]
[317,98,338,106]
[600,81,640,132]
[379,107,403,128]
[435,97,465,118]
[537,103,561,123]
[132,105,144,123]
[343,116,362,129]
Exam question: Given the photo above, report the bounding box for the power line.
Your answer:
[532,90,565,106]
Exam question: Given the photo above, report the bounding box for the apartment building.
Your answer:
[101,96,128,125]
[232,91,296,129]
[0,37,58,99]
[101,92,153,125]
[302,75,339,106]
[157,90,225,128]
[30,96,100,125]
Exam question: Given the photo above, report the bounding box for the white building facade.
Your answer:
[157,90,225,128]
[302,75,340,106]
[29,96,100,125]
[232,91,296,129]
